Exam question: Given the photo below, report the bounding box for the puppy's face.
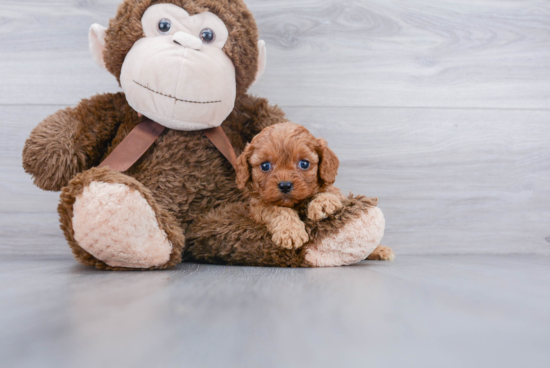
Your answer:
[236,122,339,207]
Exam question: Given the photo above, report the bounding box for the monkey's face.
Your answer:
[118,4,236,131]
[89,1,266,130]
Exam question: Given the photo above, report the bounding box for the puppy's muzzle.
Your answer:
[278,181,293,194]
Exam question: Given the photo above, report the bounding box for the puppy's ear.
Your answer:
[317,138,339,186]
[236,143,254,190]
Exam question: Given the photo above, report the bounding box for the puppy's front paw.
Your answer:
[308,193,344,221]
[271,222,309,249]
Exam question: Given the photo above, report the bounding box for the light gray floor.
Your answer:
[1,255,550,368]
[1,0,549,367]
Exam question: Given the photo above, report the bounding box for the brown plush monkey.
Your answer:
[22,0,391,270]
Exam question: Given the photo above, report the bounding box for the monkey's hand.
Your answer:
[23,108,84,191]
[307,192,344,221]
[23,93,127,191]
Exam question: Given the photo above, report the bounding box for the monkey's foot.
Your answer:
[59,168,184,270]
[72,181,171,268]
[305,207,385,267]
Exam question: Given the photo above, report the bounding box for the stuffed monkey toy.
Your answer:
[22,0,391,270]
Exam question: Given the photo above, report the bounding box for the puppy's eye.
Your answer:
[158,19,172,34]
[298,160,310,170]
[200,28,215,43]
[260,162,272,172]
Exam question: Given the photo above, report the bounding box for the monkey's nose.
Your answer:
[172,31,202,50]
[278,181,293,194]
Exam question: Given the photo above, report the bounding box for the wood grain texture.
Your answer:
[252,0,550,108]
[0,0,549,108]
[1,255,549,368]
[2,105,549,255]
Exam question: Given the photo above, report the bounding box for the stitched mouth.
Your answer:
[133,80,221,104]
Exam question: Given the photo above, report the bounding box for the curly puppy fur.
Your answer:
[236,122,345,249]
[22,0,387,269]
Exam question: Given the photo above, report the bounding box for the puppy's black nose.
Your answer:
[278,181,293,194]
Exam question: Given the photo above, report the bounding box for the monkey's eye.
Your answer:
[260,162,272,172]
[299,160,310,170]
[158,19,172,34]
[200,28,215,43]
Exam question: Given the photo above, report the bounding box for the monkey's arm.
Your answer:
[23,92,130,191]
[249,198,309,249]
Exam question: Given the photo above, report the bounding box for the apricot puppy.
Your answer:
[236,122,344,249]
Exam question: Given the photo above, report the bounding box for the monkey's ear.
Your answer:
[252,40,267,86]
[236,144,254,190]
[89,24,108,70]
[317,138,340,186]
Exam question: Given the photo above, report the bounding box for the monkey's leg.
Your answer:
[185,195,386,267]
[184,203,308,267]
[58,167,185,270]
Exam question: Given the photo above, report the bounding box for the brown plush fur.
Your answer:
[22,93,132,191]
[236,122,345,249]
[22,0,387,269]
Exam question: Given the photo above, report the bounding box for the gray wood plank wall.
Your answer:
[0,0,548,256]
